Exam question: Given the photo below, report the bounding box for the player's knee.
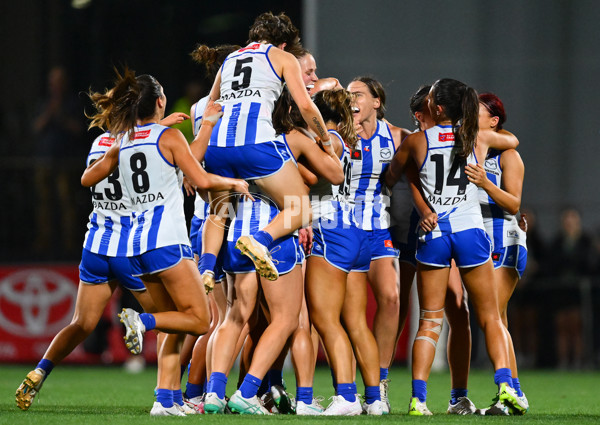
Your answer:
[415,308,444,349]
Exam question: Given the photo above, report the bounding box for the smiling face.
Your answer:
[347,80,379,124]
[298,53,318,91]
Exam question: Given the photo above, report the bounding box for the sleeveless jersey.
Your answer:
[479,150,526,250]
[309,130,353,226]
[419,125,484,241]
[349,120,395,230]
[82,132,133,256]
[192,96,209,220]
[119,123,190,255]
[209,43,283,147]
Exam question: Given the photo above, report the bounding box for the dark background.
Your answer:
[0,0,598,369]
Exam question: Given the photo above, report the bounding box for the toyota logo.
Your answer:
[0,269,77,337]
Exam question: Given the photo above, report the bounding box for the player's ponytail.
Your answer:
[88,68,162,141]
[312,89,358,149]
[190,44,241,80]
[457,86,479,158]
[431,78,479,159]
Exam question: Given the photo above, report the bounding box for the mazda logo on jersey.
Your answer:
[0,269,77,337]
[380,148,392,159]
[351,149,362,160]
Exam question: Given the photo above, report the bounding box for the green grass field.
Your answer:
[1,365,599,424]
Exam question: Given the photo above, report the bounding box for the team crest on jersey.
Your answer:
[439,133,454,142]
[485,159,499,171]
[134,130,151,140]
[351,149,362,160]
[99,137,115,147]
[380,148,392,159]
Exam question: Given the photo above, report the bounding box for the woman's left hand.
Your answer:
[465,163,488,188]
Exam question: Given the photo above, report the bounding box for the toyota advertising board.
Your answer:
[0,265,157,363]
[0,266,78,361]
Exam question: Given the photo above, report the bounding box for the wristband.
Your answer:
[321,139,332,146]
[201,120,216,128]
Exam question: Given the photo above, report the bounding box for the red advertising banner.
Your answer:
[0,265,156,364]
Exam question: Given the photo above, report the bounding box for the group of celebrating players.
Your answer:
[16,11,528,416]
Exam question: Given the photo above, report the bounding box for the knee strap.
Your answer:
[415,308,444,348]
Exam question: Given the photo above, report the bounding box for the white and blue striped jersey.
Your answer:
[83,132,133,256]
[226,182,279,242]
[479,150,526,250]
[118,123,190,255]
[349,120,395,230]
[419,125,484,241]
[192,96,210,220]
[309,130,353,226]
[209,43,283,148]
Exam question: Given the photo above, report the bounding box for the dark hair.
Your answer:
[430,78,479,159]
[351,76,386,120]
[272,88,304,135]
[87,68,162,140]
[190,44,241,80]
[248,12,301,54]
[409,84,431,127]
[312,89,358,149]
[478,92,506,130]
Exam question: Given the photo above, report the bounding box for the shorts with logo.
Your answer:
[190,217,226,281]
[492,244,527,278]
[204,140,292,180]
[416,228,491,268]
[367,227,400,260]
[224,235,297,276]
[79,249,145,291]
[130,244,194,276]
[311,219,371,273]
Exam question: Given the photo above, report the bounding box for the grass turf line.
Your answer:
[1,365,599,423]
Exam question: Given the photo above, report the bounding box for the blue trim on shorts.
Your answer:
[204,140,291,180]
[312,220,371,273]
[223,235,297,276]
[366,228,399,260]
[79,249,145,291]
[492,244,527,278]
[130,244,194,276]
[416,228,491,268]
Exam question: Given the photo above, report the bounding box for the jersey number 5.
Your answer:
[231,58,253,90]
[431,154,468,195]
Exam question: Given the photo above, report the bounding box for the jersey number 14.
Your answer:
[430,154,468,196]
